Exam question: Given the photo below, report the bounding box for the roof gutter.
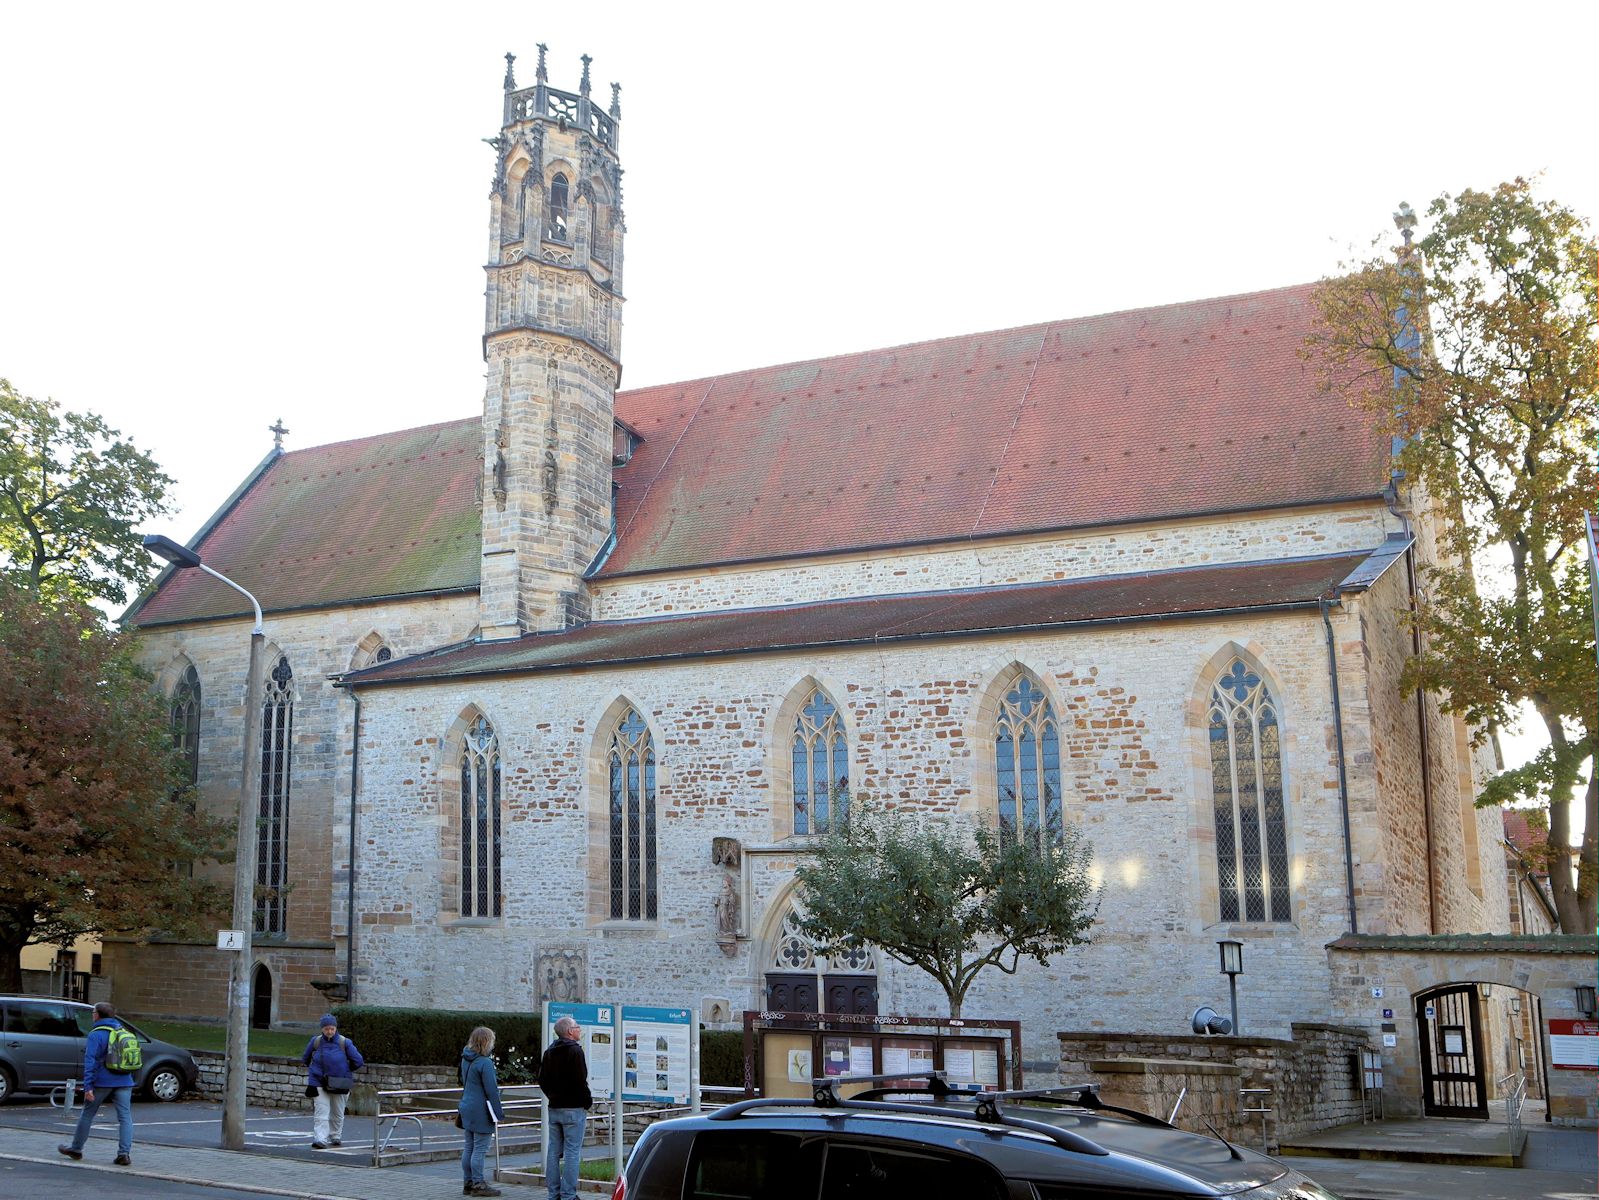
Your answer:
[343,598,1327,692]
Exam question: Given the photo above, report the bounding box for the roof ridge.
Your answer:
[274,414,478,459]
[616,279,1325,398]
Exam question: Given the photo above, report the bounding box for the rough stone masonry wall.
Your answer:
[591,504,1398,620]
[120,592,479,1024]
[1059,1024,1371,1150]
[353,607,1376,1073]
[191,1050,459,1110]
[1346,564,1505,936]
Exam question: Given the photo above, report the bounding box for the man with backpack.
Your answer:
[58,1001,139,1165]
[301,1013,364,1149]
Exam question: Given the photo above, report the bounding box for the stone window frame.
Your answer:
[768,673,858,843]
[584,694,665,927]
[1185,641,1302,931]
[545,162,575,244]
[348,630,396,672]
[166,658,202,879]
[438,703,508,927]
[962,657,1073,833]
[255,645,297,937]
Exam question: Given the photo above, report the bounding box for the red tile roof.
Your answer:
[346,551,1366,687]
[130,282,1391,625]
[1502,808,1550,853]
[603,282,1389,575]
[132,420,482,625]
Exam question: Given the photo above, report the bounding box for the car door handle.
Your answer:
[3,1040,19,1047]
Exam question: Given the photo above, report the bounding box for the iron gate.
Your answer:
[1415,984,1487,1117]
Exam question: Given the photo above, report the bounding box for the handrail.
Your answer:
[1500,1072,1525,1158]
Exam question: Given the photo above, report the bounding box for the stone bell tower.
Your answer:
[479,46,625,639]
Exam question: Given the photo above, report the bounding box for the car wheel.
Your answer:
[144,1064,185,1102]
[0,1064,14,1104]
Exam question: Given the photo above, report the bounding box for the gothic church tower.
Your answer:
[480,47,624,639]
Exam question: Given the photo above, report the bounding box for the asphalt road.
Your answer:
[0,1155,282,1198]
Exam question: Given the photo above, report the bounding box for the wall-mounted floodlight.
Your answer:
[1191,1006,1234,1036]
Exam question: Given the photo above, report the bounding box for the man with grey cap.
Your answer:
[301,1013,364,1149]
[537,1015,592,1200]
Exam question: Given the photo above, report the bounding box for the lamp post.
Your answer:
[1218,938,1244,1036]
[144,534,263,1151]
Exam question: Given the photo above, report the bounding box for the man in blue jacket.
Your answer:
[57,1001,135,1165]
[302,1013,365,1148]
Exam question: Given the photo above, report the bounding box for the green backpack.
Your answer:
[103,1025,143,1073]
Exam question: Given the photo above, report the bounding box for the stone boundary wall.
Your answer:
[191,1051,461,1110]
[1059,1023,1371,1150]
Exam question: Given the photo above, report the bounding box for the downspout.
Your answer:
[343,685,362,1004]
[1320,596,1359,934]
[1405,542,1440,934]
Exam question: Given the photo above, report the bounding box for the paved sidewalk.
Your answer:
[0,1122,468,1200]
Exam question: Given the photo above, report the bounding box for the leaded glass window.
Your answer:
[608,708,657,920]
[169,666,200,878]
[1209,659,1290,922]
[459,715,502,919]
[547,173,570,242]
[792,689,848,835]
[255,655,293,935]
[995,674,1062,846]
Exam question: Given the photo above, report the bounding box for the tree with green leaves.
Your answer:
[793,800,1100,1018]
[0,378,172,607]
[1308,179,1597,933]
[0,584,233,991]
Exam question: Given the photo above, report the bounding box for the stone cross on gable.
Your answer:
[270,418,289,450]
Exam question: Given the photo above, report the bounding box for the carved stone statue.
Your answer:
[711,836,741,869]
[714,875,739,954]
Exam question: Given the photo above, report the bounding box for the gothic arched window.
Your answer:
[170,665,200,792]
[1208,659,1291,922]
[256,655,294,935]
[608,708,657,920]
[459,715,503,919]
[169,665,201,878]
[547,173,570,242]
[792,689,848,835]
[995,674,1062,845]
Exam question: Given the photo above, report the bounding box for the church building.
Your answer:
[116,51,1511,1077]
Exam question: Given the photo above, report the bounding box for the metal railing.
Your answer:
[370,1082,543,1167]
[1239,1087,1273,1152]
[1499,1071,1525,1158]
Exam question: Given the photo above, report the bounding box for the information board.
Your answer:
[621,1005,695,1103]
[1548,1019,1599,1070]
[546,1001,620,1100]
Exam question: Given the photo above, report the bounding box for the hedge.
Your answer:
[699,1030,744,1088]
[332,1006,543,1079]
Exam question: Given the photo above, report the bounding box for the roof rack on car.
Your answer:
[976,1085,1178,1129]
[706,1072,1111,1157]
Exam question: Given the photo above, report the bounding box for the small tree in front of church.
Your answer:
[793,799,1100,1019]
[0,584,232,992]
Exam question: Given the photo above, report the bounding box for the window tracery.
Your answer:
[995,674,1062,845]
[792,688,848,835]
[608,708,657,920]
[1208,658,1290,922]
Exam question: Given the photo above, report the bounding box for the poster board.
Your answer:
[621,1005,695,1103]
[1548,1019,1599,1070]
[545,1001,620,1100]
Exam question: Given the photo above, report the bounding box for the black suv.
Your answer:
[615,1075,1342,1200]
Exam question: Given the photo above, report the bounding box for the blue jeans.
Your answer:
[462,1126,491,1185]
[69,1085,133,1156]
[546,1107,585,1200]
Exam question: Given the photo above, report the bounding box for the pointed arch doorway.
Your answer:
[250,963,273,1030]
[764,905,879,1016]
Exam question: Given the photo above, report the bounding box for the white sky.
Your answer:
[2,1,1593,806]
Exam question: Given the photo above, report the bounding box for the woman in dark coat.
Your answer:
[458,1025,506,1197]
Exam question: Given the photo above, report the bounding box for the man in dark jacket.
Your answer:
[538,1015,592,1200]
[301,1013,365,1148]
[58,1001,136,1165]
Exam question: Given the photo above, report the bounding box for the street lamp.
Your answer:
[1218,939,1244,1036]
[144,534,264,1151]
